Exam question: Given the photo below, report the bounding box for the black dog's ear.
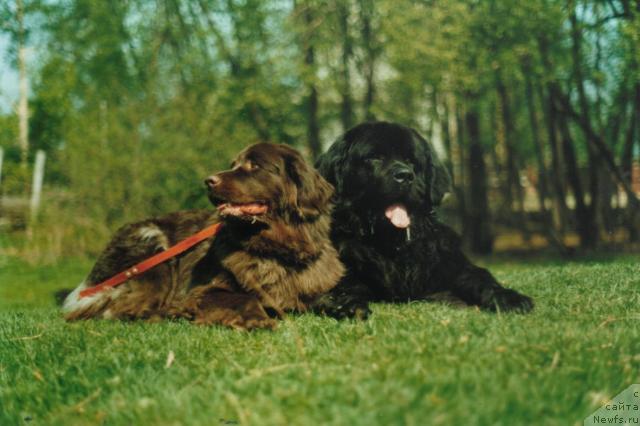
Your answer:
[284,148,334,219]
[413,130,451,207]
[430,154,451,207]
[315,136,350,193]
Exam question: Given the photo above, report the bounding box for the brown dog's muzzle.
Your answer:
[204,171,269,218]
[204,175,221,188]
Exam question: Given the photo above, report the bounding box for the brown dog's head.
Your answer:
[205,143,333,222]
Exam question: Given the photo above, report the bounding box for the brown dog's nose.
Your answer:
[204,175,221,188]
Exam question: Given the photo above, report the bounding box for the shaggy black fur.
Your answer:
[313,121,534,318]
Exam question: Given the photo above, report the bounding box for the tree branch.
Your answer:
[554,92,640,212]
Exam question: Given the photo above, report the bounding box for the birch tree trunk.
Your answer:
[17,0,29,170]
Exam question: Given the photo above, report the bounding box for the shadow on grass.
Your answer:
[473,245,639,267]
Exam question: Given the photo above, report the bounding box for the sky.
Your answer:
[0,33,19,114]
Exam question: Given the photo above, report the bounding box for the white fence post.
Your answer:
[30,150,46,219]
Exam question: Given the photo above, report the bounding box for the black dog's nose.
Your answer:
[204,175,221,188]
[393,168,414,184]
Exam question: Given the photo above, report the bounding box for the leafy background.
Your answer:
[0,0,639,260]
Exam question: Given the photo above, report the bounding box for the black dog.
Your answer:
[313,121,533,318]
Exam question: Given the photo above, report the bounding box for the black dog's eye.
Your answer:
[363,156,382,164]
[405,159,418,169]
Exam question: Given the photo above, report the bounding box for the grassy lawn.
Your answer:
[1,255,639,426]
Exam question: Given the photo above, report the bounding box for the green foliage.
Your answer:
[0,114,17,146]
[0,140,31,195]
[1,257,639,425]
[0,0,639,256]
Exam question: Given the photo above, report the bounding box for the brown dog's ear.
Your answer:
[283,147,334,219]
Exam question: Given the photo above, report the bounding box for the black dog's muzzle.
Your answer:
[390,162,415,184]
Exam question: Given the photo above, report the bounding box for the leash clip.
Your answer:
[124,267,139,278]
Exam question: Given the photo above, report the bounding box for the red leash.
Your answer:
[79,222,224,299]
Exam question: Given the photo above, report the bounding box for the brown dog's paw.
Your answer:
[219,313,249,330]
[217,312,278,330]
[193,309,240,328]
[237,301,279,330]
[193,307,278,330]
[243,316,278,330]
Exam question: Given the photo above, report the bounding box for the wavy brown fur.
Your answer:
[63,143,344,330]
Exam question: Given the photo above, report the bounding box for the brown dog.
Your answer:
[62,143,344,330]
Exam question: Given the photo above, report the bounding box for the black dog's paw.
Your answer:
[483,288,534,313]
[327,301,371,320]
[312,294,371,320]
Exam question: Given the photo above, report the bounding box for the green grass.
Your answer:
[1,256,639,426]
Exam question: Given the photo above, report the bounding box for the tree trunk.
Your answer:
[453,100,468,235]
[538,38,569,235]
[621,86,636,182]
[524,72,549,218]
[359,0,376,121]
[496,74,527,239]
[586,145,602,242]
[17,0,29,171]
[542,84,568,232]
[621,82,640,241]
[465,102,493,254]
[523,69,570,252]
[301,2,321,159]
[569,0,600,247]
[491,96,509,215]
[592,16,616,238]
[337,1,353,131]
[440,93,452,167]
[557,107,597,248]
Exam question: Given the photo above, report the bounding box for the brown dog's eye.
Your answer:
[238,161,259,172]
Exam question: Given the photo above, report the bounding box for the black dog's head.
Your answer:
[317,121,450,231]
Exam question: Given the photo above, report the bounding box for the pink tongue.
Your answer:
[218,203,268,216]
[385,204,411,229]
